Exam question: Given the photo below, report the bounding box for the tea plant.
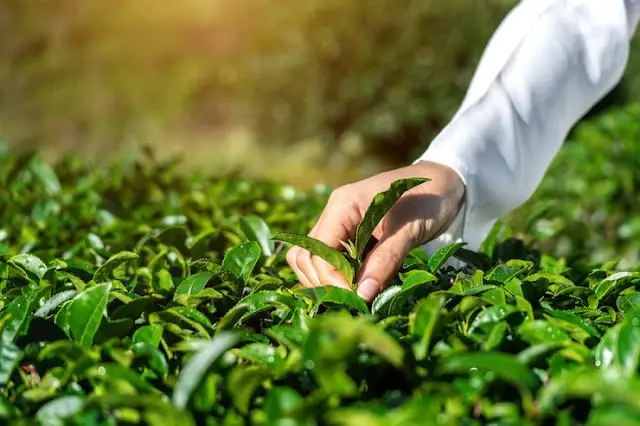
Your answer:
[0,146,639,425]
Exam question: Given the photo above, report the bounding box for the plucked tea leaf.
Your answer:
[355,177,429,261]
[272,233,354,284]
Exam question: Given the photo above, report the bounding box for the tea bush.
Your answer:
[1,138,639,425]
[505,103,640,268]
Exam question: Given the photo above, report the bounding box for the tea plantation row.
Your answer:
[0,140,639,425]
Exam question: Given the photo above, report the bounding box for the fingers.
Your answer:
[286,188,361,289]
[355,223,418,302]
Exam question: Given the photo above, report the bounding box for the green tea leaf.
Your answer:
[133,325,164,347]
[8,254,47,281]
[618,292,640,314]
[296,286,369,313]
[29,157,61,196]
[93,251,139,281]
[595,310,640,375]
[410,294,447,360]
[223,241,261,283]
[272,233,354,284]
[355,178,429,261]
[173,331,244,409]
[428,242,467,272]
[173,272,214,300]
[1,292,39,344]
[469,305,523,333]
[58,282,112,347]
[240,215,274,257]
[35,396,85,426]
[439,352,539,390]
[217,291,306,331]
[227,365,272,415]
[518,321,570,345]
[0,342,21,386]
[132,342,169,375]
[538,367,640,415]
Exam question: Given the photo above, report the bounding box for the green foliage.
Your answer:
[1,144,640,424]
[506,103,640,268]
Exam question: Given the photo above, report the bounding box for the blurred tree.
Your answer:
[0,0,638,167]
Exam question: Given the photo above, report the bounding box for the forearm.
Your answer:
[419,0,640,251]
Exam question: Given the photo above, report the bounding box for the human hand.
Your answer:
[285,160,465,302]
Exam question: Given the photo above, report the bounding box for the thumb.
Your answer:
[355,226,416,302]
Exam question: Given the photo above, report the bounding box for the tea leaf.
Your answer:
[173,331,244,409]
[355,178,429,261]
[223,241,261,283]
[93,251,139,281]
[272,233,354,284]
[58,282,112,347]
[240,215,275,257]
[173,272,214,300]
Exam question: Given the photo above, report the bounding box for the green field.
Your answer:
[1,102,640,425]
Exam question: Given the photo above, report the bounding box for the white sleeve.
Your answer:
[419,0,640,254]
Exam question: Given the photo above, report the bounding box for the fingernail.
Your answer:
[357,278,380,301]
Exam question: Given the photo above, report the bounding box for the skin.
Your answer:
[286,160,465,302]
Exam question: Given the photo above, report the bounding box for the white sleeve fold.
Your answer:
[418,0,640,254]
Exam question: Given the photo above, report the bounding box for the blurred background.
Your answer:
[2,0,640,266]
[2,0,638,187]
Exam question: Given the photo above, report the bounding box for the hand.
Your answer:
[286,160,465,302]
